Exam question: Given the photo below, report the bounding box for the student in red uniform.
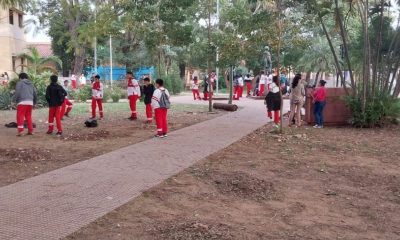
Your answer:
[61,80,73,118]
[142,77,155,123]
[312,80,327,129]
[244,74,253,97]
[91,75,104,119]
[126,71,141,120]
[265,76,282,128]
[13,73,37,136]
[46,75,67,136]
[151,79,170,138]
[191,76,201,100]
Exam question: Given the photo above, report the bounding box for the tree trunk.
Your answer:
[179,63,186,81]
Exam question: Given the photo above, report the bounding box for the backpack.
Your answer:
[159,90,171,109]
[85,118,98,128]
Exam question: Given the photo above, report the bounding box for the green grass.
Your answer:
[0,102,210,120]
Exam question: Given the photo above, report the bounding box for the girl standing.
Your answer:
[265,76,282,127]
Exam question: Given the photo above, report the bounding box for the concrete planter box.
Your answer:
[305,88,352,125]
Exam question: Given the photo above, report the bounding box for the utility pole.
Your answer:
[215,0,220,95]
[94,2,97,73]
[207,0,213,112]
[110,35,113,86]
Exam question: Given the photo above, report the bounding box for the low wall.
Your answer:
[305,88,352,125]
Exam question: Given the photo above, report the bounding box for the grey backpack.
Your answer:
[159,90,171,109]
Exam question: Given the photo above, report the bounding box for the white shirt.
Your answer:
[151,87,170,109]
[259,74,268,85]
[80,76,87,85]
[238,77,244,86]
[269,82,280,93]
[191,82,199,90]
[127,78,141,97]
[92,83,104,99]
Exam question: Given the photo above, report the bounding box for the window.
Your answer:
[18,14,23,28]
[12,57,16,72]
[20,58,25,71]
[9,10,14,25]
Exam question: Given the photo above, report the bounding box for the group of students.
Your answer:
[189,72,217,101]
[12,72,171,138]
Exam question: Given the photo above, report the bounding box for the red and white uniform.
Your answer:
[127,77,141,119]
[91,82,104,118]
[259,74,268,96]
[191,81,201,100]
[61,85,73,117]
[238,76,244,98]
[71,75,77,89]
[151,87,170,136]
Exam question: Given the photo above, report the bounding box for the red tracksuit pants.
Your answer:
[146,104,153,123]
[233,86,239,100]
[48,106,62,133]
[129,95,138,118]
[71,80,77,89]
[91,98,103,118]
[61,98,73,116]
[268,111,280,125]
[192,90,200,100]
[155,108,168,135]
[238,86,244,98]
[246,82,252,96]
[259,84,265,96]
[16,105,33,133]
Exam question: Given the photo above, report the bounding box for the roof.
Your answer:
[28,43,53,58]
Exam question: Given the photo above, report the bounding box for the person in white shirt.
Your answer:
[265,75,282,127]
[191,76,201,100]
[126,71,141,120]
[151,79,170,138]
[238,75,244,98]
[79,73,87,87]
[259,71,268,96]
[71,74,77,89]
[91,75,104,119]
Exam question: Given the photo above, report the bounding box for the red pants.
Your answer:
[238,86,244,98]
[61,98,73,116]
[259,84,265,96]
[16,105,33,133]
[91,97,103,118]
[204,92,212,100]
[268,111,280,124]
[246,82,252,96]
[48,106,62,133]
[233,86,239,100]
[129,95,139,118]
[71,80,77,89]
[192,90,200,100]
[155,108,168,135]
[146,104,153,122]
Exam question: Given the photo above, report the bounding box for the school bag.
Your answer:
[158,90,171,109]
[85,118,98,128]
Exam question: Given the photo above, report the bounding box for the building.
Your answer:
[0,6,27,76]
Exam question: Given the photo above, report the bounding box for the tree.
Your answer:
[17,47,62,75]
[0,0,27,8]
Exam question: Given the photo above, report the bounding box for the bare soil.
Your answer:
[0,104,223,187]
[66,124,400,240]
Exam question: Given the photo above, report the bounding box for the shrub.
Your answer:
[164,75,183,95]
[0,86,13,110]
[75,85,93,102]
[105,85,124,103]
[346,91,400,127]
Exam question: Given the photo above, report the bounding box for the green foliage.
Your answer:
[0,86,12,110]
[346,91,400,128]
[74,85,93,103]
[164,75,183,95]
[29,71,52,107]
[104,85,124,103]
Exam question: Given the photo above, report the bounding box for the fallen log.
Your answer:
[213,103,238,112]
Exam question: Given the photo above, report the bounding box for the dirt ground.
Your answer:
[0,103,223,187]
[66,124,400,240]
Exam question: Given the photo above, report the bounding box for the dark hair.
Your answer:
[19,72,29,80]
[64,80,69,83]
[291,74,301,89]
[319,80,327,87]
[155,79,164,86]
[126,71,133,75]
[193,76,198,80]
[272,75,279,85]
[260,70,265,75]
[95,75,100,79]
[50,75,58,83]
[143,77,150,82]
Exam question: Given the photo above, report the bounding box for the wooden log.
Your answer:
[213,103,238,112]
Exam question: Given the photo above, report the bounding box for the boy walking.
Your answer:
[61,80,73,118]
[151,79,170,138]
[126,71,141,120]
[13,73,37,136]
[91,75,104,119]
[46,75,67,135]
[142,77,155,123]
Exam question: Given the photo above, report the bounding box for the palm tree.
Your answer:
[17,47,62,75]
[0,0,27,8]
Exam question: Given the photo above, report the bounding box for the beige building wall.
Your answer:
[0,7,27,78]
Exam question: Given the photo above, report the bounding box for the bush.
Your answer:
[75,85,93,102]
[164,75,183,95]
[105,85,124,103]
[0,86,13,110]
[346,91,400,127]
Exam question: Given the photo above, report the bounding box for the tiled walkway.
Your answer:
[0,96,282,240]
